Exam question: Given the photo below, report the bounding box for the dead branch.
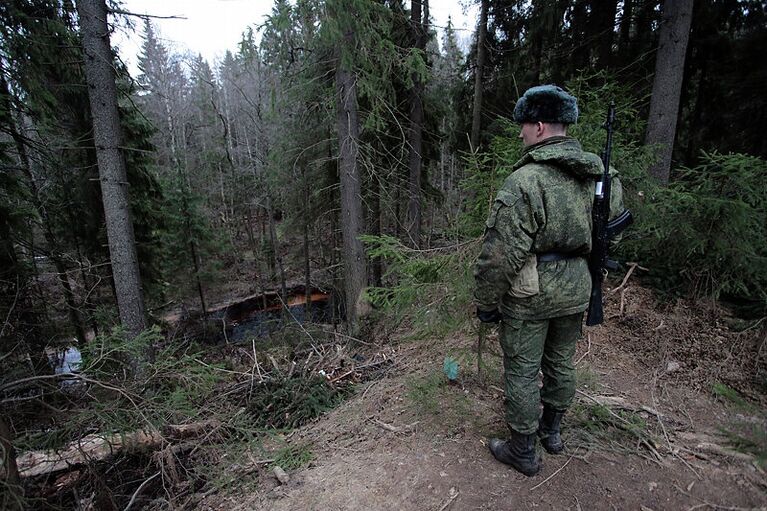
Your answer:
[619,286,629,316]
[369,418,419,434]
[123,470,160,511]
[575,334,592,366]
[675,432,757,464]
[531,452,575,490]
[576,391,665,419]
[436,487,460,511]
[15,420,220,479]
[673,483,755,511]
[608,262,647,296]
[107,9,187,20]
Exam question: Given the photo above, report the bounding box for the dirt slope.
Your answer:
[207,285,767,511]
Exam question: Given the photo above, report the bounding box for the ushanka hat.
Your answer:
[513,85,578,124]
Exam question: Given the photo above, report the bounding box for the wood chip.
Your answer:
[273,465,290,485]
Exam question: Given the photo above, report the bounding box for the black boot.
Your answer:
[488,431,541,476]
[538,406,565,455]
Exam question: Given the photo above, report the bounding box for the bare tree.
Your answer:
[645,0,694,184]
[77,0,148,350]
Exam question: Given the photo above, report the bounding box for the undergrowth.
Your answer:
[245,374,353,429]
[362,234,477,340]
[405,369,472,432]
[713,382,767,467]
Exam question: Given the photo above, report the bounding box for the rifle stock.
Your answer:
[587,284,604,326]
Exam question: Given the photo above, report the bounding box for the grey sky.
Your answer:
[113,0,477,76]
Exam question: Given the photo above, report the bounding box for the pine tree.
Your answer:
[77,0,148,351]
[645,0,694,184]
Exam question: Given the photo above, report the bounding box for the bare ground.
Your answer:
[203,284,767,511]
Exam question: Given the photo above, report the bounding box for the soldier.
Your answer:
[474,85,623,476]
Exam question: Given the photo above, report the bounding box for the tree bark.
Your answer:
[371,174,383,288]
[302,167,312,320]
[470,0,488,150]
[266,194,288,308]
[569,1,590,73]
[77,0,148,351]
[406,0,427,248]
[645,0,694,184]
[335,57,368,336]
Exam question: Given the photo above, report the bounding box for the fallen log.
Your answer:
[13,419,221,479]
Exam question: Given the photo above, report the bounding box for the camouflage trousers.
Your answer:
[499,312,583,434]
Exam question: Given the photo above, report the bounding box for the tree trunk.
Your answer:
[644,0,693,184]
[302,167,312,321]
[592,0,618,68]
[335,58,367,336]
[371,174,383,288]
[618,0,634,55]
[406,0,426,248]
[529,0,547,82]
[266,194,288,308]
[470,0,489,150]
[77,0,148,357]
[570,1,590,73]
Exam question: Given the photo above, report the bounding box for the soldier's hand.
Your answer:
[477,307,502,324]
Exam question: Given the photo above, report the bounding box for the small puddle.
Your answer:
[48,346,82,374]
[47,345,82,387]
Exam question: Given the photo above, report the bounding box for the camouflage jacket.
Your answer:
[474,136,624,320]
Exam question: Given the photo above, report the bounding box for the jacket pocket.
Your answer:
[508,254,540,298]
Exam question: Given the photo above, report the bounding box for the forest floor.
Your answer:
[198,284,767,511]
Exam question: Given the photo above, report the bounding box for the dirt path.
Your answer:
[206,288,767,510]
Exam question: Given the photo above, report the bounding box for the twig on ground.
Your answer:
[673,483,755,511]
[329,369,355,383]
[575,334,592,366]
[360,381,378,400]
[608,262,646,296]
[576,390,665,464]
[619,287,629,316]
[652,372,702,479]
[436,487,460,511]
[123,470,161,511]
[369,418,419,434]
[531,453,575,490]
[221,317,229,344]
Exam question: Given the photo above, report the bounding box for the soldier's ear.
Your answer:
[536,122,545,137]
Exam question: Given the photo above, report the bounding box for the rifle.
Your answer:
[586,102,633,326]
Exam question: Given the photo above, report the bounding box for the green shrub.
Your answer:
[246,375,351,429]
[622,151,767,307]
[362,234,476,338]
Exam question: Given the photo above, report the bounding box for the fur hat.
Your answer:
[513,85,578,124]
